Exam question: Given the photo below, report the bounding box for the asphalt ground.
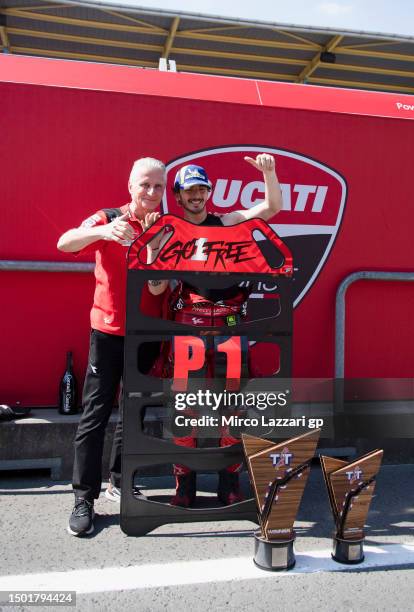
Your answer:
[0,464,413,612]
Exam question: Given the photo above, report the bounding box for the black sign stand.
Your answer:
[121,215,293,536]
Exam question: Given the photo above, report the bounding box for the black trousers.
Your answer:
[72,329,124,500]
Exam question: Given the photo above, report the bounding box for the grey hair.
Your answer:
[129,157,166,185]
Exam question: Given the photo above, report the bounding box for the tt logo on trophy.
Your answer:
[345,466,363,483]
[270,449,293,467]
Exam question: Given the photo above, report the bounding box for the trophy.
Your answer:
[242,429,320,571]
[320,449,383,564]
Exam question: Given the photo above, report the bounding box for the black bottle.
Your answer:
[58,351,78,415]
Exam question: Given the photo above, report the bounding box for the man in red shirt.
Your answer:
[57,157,166,536]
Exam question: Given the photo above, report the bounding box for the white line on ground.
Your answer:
[0,544,413,594]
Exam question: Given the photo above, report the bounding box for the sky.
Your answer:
[92,0,414,38]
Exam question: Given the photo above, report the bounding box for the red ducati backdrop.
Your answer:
[1,55,413,405]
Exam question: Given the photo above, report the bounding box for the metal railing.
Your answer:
[335,270,414,378]
[0,260,94,273]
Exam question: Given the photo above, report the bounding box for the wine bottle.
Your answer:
[58,351,78,415]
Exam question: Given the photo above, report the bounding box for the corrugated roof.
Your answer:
[1,0,413,94]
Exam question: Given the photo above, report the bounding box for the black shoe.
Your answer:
[217,471,244,505]
[170,472,197,507]
[67,499,94,536]
[0,404,31,421]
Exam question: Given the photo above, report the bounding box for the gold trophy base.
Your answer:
[253,531,296,571]
[332,536,364,565]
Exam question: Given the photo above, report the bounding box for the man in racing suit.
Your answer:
[146,153,283,507]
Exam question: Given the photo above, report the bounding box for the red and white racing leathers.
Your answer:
[151,281,257,475]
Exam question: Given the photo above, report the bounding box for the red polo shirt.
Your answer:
[78,204,160,336]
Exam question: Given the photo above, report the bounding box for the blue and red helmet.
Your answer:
[173,164,212,192]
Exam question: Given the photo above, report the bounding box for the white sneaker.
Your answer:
[105,483,121,502]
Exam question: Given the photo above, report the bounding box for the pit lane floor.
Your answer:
[0,465,413,611]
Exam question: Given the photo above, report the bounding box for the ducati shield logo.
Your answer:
[163,146,347,306]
